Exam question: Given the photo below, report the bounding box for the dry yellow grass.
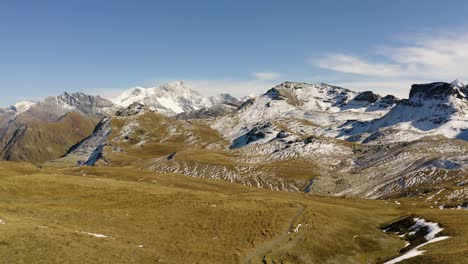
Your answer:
[0,162,466,263]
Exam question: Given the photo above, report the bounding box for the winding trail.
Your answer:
[242,205,308,264]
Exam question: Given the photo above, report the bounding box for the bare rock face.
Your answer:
[230,122,277,149]
[59,117,112,166]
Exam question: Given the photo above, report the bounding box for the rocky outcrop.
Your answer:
[353,91,381,103]
[59,117,112,166]
[115,103,149,117]
[409,82,467,100]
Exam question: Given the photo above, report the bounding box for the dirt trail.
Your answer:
[242,205,308,264]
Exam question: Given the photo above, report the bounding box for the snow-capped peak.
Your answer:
[112,81,238,116]
[10,100,36,113]
[111,87,149,107]
[451,79,465,88]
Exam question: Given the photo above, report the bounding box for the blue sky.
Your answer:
[2,0,468,106]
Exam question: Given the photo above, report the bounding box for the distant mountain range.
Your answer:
[1,80,467,203]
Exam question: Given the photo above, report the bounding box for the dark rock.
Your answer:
[264,88,285,100]
[116,103,148,116]
[409,82,466,100]
[354,91,381,103]
[380,95,399,105]
[230,122,274,149]
[238,98,255,110]
[167,152,177,160]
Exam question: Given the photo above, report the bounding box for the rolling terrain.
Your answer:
[0,80,467,263]
[0,162,467,263]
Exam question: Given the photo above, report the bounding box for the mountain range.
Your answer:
[1,80,467,204]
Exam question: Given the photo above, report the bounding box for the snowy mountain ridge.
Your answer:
[211,81,400,148]
[340,81,468,143]
[111,81,240,116]
[4,79,467,147]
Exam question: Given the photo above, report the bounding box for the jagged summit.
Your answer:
[409,82,467,100]
[341,81,468,143]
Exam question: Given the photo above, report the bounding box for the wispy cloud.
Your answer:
[316,54,403,77]
[252,71,281,81]
[313,31,468,97]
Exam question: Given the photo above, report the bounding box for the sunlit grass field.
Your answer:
[0,162,466,263]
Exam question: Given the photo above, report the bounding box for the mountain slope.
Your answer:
[0,112,100,163]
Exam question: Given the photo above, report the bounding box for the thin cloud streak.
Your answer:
[314,31,468,92]
[316,54,403,77]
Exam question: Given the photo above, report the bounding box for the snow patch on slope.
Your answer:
[384,218,449,264]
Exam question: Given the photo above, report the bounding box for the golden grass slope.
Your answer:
[0,112,100,163]
[0,162,466,263]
